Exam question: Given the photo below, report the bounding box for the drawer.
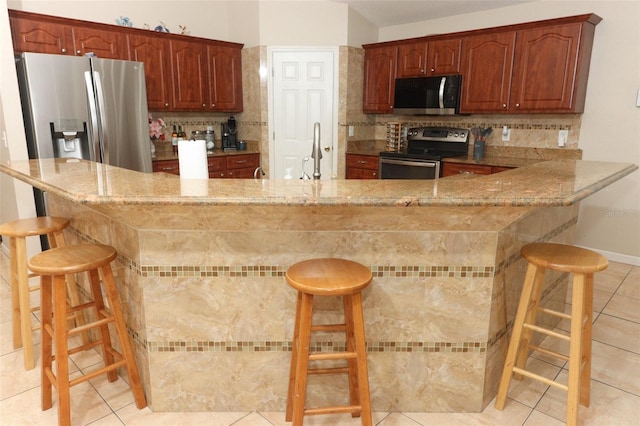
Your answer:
[152,160,180,175]
[226,154,260,170]
[346,154,379,170]
[442,162,492,177]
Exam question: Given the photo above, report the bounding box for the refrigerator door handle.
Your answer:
[92,71,109,165]
[84,71,101,162]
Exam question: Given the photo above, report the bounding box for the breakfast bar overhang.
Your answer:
[1,158,636,413]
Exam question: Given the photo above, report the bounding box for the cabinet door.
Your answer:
[129,34,173,110]
[206,45,243,112]
[363,46,397,113]
[207,157,226,178]
[170,39,207,111]
[510,23,582,112]
[460,32,516,113]
[10,15,73,55]
[397,42,428,78]
[427,38,461,75]
[72,26,128,59]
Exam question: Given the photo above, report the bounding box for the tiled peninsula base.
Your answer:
[48,194,578,413]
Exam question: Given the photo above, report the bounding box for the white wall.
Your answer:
[380,1,640,262]
[8,0,232,41]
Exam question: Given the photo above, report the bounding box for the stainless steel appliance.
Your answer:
[379,126,469,179]
[221,116,238,151]
[393,75,462,115]
[16,52,151,221]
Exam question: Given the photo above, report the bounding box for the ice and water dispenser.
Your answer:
[50,120,90,160]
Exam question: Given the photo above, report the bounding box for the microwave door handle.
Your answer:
[439,76,446,109]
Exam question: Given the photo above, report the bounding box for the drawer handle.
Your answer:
[357,160,367,164]
[235,160,247,164]
[162,166,178,171]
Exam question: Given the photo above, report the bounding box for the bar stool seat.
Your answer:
[28,243,146,426]
[0,217,86,370]
[495,242,608,426]
[285,258,373,426]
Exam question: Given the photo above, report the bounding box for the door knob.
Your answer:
[324,146,330,152]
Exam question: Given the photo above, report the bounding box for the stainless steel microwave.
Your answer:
[393,74,462,115]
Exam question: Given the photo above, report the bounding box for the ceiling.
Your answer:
[331,0,537,27]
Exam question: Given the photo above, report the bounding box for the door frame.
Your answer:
[267,46,339,179]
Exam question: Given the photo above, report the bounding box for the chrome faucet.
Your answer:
[253,166,265,179]
[311,122,322,180]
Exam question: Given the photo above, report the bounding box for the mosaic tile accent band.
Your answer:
[146,340,486,354]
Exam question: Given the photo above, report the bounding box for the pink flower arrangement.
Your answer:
[148,114,166,140]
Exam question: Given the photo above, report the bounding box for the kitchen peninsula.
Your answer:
[1,158,636,414]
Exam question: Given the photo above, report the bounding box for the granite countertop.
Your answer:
[2,158,636,207]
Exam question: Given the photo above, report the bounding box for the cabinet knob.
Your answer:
[502,104,507,108]
[61,48,67,53]
[165,103,169,107]
[211,104,215,108]
[202,104,206,108]
[430,68,435,72]
[76,50,82,55]
[515,103,520,108]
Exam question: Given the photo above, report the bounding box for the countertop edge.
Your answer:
[1,160,637,208]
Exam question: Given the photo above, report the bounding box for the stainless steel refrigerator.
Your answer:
[16,52,151,219]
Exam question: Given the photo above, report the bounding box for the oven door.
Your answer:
[379,157,440,179]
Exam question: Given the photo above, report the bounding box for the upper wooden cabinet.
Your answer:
[170,39,208,111]
[10,14,73,55]
[206,44,243,112]
[128,33,173,110]
[364,13,601,115]
[397,38,461,78]
[509,22,591,113]
[363,46,397,113]
[461,16,600,113]
[10,10,127,59]
[72,26,128,59]
[9,9,244,113]
[460,31,516,113]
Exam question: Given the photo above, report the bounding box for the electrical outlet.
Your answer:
[348,125,355,137]
[558,130,569,147]
[501,126,510,142]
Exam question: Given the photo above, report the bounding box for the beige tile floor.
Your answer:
[0,249,638,425]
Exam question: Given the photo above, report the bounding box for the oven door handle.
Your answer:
[380,158,437,167]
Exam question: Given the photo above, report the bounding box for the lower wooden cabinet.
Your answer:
[442,162,513,177]
[152,153,260,178]
[346,154,379,179]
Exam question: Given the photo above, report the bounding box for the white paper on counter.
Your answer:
[178,139,208,179]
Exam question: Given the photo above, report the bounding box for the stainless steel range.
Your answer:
[379,126,469,179]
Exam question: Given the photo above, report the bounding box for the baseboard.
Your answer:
[576,245,640,266]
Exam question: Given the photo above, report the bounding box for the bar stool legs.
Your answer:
[285,258,372,426]
[1,216,86,370]
[495,243,607,426]
[31,243,146,426]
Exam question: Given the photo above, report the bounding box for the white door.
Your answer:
[270,48,336,180]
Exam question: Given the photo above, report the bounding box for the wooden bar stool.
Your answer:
[0,217,86,370]
[285,258,373,426]
[495,243,608,426]
[28,243,147,426]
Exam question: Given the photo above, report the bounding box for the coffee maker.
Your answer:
[221,116,238,151]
